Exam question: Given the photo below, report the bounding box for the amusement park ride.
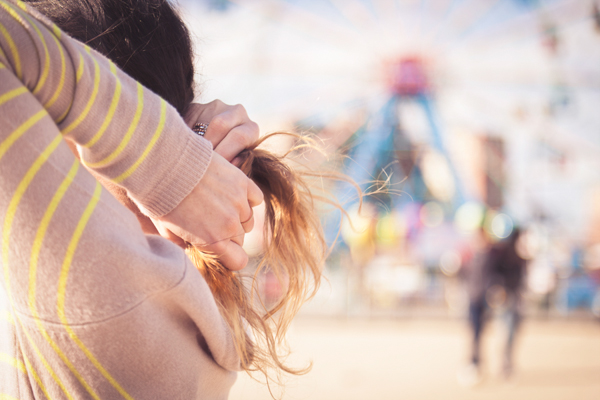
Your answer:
[187,0,600,313]
[330,56,471,251]
[339,57,465,208]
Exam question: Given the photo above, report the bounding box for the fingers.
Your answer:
[153,221,187,249]
[184,101,259,162]
[247,179,263,208]
[213,121,259,161]
[202,105,247,147]
[158,149,263,272]
[214,241,249,272]
[240,179,261,234]
[241,208,254,233]
[199,236,247,272]
[194,204,253,270]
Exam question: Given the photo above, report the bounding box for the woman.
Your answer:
[0,0,262,398]
[25,0,328,381]
[1,0,329,397]
[23,0,265,267]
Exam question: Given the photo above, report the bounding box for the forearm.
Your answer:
[0,3,240,395]
[0,0,211,218]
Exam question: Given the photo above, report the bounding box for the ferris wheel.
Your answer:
[183,0,600,244]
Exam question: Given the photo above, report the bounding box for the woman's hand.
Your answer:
[156,151,263,271]
[184,100,259,165]
[98,99,263,270]
[150,100,263,270]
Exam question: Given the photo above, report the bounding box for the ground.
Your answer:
[230,316,600,400]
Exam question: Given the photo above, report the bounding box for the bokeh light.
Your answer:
[439,250,462,276]
[420,201,444,228]
[491,212,514,239]
[454,201,485,233]
[179,1,600,398]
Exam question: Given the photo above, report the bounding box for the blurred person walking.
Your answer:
[460,227,493,386]
[459,227,527,385]
[490,228,527,379]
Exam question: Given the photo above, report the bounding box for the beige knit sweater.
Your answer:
[0,1,240,398]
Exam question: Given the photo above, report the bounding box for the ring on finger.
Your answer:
[192,122,209,136]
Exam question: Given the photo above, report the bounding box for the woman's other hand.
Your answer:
[101,99,263,270]
[184,100,259,165]
[155,152,263,271]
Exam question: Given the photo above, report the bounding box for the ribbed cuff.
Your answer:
[138,134,213,218]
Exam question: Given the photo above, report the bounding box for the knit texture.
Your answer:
[0,1,238,398]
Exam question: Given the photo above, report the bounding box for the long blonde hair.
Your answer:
[186,133,328,381]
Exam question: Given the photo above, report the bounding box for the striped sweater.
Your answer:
[0,1,239,398]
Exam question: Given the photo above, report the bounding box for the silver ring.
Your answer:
[192,122,209,136]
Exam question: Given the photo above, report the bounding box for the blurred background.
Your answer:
[179,0,600,398]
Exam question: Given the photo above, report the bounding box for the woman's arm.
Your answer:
[0,1,253,397]
[0,0,260,270]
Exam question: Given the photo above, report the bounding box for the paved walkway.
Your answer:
[230,317,600,400]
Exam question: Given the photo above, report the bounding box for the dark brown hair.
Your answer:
[25,0,195,115]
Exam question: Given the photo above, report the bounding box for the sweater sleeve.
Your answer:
[0,1,238,399]
[0,0,213,218]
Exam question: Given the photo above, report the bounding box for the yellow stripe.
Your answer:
[44,33,67,112]
[0,65,65,397]
[0,92,54,400]
[0,109,46,162]
[0,2,26,30]
[0,394,19,400]
[0,1,25,75]
[60,57,100,136]
[51,23,61,39]
[0,86,26,107]
[27,160,102,399]
[75,52,84,83]
[16,313,72,399]
[56,182,102,321]
[1,134,73,398]
[4,135,63,233]
[0,2,48,95]
[56,182,134,400]
[15,0,27,11]
[86,83,143,169]
[0,20,21,79]
[0,354,25,374]
[0,353,26,374]
[29,160,79,310]
[83,62,121,148]
[2,134,62,301]
[22,354,50,399]
[1,310,14,325]
[25,18,50,94]
[55,103,71,125]
[113,99,166,183]
[0,110,46,310]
